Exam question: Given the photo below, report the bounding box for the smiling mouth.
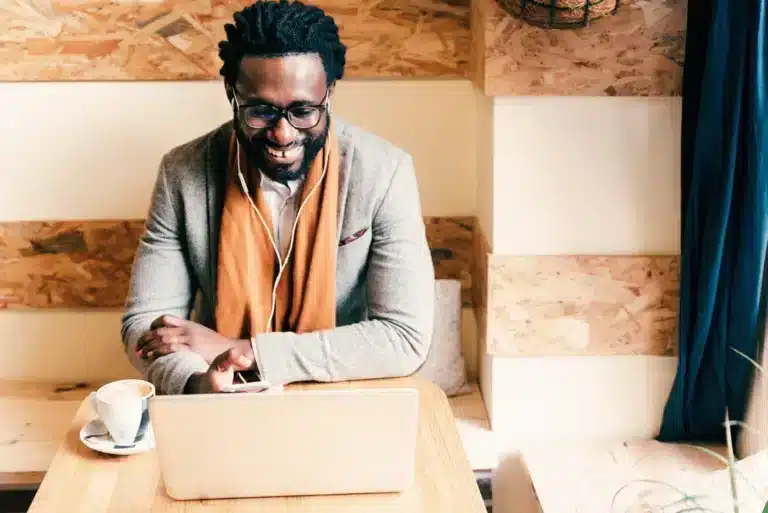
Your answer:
[265,145,302,161]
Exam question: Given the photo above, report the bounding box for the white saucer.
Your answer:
[80,418,155,456]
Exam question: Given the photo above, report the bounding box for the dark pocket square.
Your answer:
[339,228,369,247]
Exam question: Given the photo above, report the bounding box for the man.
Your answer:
[122,0,435,395]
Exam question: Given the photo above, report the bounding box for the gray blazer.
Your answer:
[121,118,435,394]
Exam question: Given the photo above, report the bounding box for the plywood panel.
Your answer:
[0,216,475,309]
[0,0,470,81]
[473,0,687,96]
[489,254,680,357]
[0,220,144,309]
[425,216,475,306]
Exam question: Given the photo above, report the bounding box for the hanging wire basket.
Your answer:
[496,0,620,29]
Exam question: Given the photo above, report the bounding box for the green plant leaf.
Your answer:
[664,495,713,508]
[684,444,764,500]
[763,499,768,513]
[609,478,707,512]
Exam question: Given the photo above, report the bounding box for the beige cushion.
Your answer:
[415,279,470,397]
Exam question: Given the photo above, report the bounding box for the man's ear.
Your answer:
[327,81,335,111]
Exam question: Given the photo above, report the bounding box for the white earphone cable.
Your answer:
[235,137,331,333]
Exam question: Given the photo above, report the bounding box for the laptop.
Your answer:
[148,386,420,500]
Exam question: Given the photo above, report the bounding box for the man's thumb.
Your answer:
[232,351,253,371]
[214,348,252,372]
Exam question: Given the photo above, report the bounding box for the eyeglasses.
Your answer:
[233,89,329,130]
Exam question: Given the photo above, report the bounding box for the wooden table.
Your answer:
[0,380,99,490]
[26,377,487,513]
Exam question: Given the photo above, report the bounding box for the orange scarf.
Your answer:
[215,123,338,338]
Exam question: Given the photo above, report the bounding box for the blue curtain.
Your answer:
[658,0,767,444]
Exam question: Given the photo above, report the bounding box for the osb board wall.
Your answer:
[488,255,680,357]
[470,220,491,383]
[473,0,687,96]
[0,216,475,309]
[0,0,470,82]
[0,221,143,310]
[426,216,475,306]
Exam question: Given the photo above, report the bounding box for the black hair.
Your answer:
[218,0,347,87]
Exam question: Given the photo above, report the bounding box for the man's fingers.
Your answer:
[146,343,184,360]
[137,340,164,359]
[155,327,187,340]
[206,349,253,393]
[211,348,253,373]
[136,332,155,350]
[137,329,185,352]
[139,317,188,356]
[160,315,186,327]
[150,316,166,330]
[150,314,186,331]
[138,339,188,359]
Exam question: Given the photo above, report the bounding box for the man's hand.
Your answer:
[136,315,245,364]
[184,348,254,394]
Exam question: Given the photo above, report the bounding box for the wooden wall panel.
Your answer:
[0,0,470,82]
[0,221,143,309]
[473,0,687,96]
[0,216,475,309]
[425,216,475,306]
[489,255,680,357]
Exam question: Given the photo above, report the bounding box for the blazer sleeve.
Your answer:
[120,157,208,395]
[251,153,436,385]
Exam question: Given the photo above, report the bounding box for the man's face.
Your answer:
[229,53,331,183]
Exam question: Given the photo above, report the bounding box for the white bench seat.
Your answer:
[447,383,498,471]
[509,440,768,513]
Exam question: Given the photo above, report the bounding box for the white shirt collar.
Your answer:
[257,171,304,198]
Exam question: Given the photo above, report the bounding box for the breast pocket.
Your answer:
[338,227,369,248]
[336,226,372,296]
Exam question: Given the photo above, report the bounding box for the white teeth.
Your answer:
[267,146,301,159]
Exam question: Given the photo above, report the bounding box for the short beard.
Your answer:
[234,119,329,184]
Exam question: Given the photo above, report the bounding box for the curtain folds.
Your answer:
[658,0,768,444]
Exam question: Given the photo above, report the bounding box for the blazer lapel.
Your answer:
[204,123,230,327]
[334,118,354,241]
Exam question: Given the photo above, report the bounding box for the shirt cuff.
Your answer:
[250,336,264,379]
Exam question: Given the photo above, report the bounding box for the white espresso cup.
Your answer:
[89,379,155,446]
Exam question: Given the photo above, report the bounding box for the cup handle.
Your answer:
[88,392,99,417]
